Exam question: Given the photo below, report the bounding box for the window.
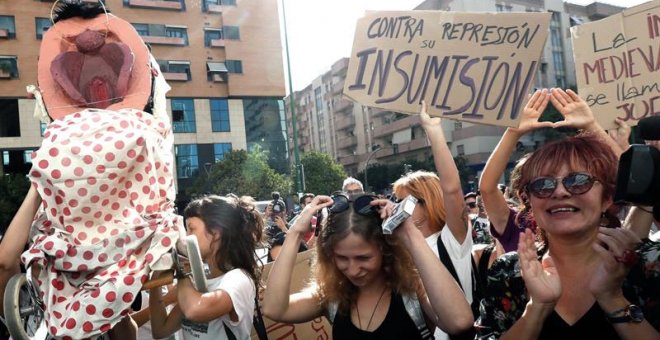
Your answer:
[171,99,196,133]
[40,122,47,136]
[0,99,20,137]
[0,56,19,79]
[166,26,188,45]
[213,143,232,162]
[133,23,149,36]
[210,99,230,132]
[204,29,223,47]
[175,144,198,179]
[225,60,243,74]
[0,16,16,39]
[454,121,463,130]
[35,18,51,40]
[314,87,322,112]
[207,61,228,81]
[158,60,191,81]
[131,23,188,45]
[224,26,240,40]
[456,144,465,156]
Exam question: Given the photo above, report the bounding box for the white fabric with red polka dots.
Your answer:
[22,108,183,339]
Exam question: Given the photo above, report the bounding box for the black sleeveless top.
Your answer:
[539,303,619,340]
[332,291,424,340]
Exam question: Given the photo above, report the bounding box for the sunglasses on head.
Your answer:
[526,172,597,199]
[315,194,378,236]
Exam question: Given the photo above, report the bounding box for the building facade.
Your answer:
[285,0,623,187]
[0,0,287,204]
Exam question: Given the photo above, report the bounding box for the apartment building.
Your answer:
[0,0,287,204]
[286,0,623,184]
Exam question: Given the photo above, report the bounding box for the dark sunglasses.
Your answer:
[315,194,378,236]
[526,172,597,199]
[466,202,477,208]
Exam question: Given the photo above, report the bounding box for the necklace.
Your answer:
[355,285,388,331]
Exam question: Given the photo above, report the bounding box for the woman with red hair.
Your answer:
[476,89,660,338]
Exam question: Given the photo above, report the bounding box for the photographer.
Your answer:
[265,192,288,242]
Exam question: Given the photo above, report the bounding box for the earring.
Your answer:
[599,212,610,228]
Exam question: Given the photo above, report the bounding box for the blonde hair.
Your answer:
[393,170,447,233]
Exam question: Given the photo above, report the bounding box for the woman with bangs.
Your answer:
[262,103,473,339]
[475,89,660,339]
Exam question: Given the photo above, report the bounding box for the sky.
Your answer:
[281,0,652,93]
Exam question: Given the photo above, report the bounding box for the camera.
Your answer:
[270,192,286,215]
[614,116,660,220]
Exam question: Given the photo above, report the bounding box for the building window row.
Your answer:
[132,23,189,46]
[171,98,232,134]
[121,0,237,12]
[154,59,242,83]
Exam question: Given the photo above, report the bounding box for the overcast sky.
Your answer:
[281,0,652,93]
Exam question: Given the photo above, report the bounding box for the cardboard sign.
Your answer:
[572,0,660,129]
[252,249,332,340]
[343,11,551,127]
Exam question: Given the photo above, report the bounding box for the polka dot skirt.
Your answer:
[22,109,183,339]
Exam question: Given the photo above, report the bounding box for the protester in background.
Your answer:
[263,192,473,339]
[391,101,500,339]
[267,232,307,262]
[464,192,479,220]
[342,177,365,195]
[150,195,263,340]
[476,88,659,338]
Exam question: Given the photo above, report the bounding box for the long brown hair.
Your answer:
[184,195,264,286]
[314,207,420,312]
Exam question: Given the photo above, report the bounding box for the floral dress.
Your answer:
[475,240,660,339]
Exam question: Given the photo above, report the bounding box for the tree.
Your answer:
[0,174,30,235]
[187,147,291,200]
[299,151,346,195]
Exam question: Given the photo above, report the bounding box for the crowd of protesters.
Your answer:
[1,89,659,339]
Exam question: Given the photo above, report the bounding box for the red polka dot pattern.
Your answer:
[22,109,182,339]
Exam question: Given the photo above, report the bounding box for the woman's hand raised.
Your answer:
[289,195,333,235]
[549,88,598,131]
[518,229,561,306]
[511,89,554,135]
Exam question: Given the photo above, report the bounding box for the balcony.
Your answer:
[332,81,343,95]
[163,72,189,81]
[331,58,349,76]
[337,135,357,149]
[206,4,224,13]
[125,0,183,10]
[372,114,420,138]
[209,39,225,47]
[335,115,355,131]
[334,98,353,113]
[141,35,186,46]
[451,124,506,141]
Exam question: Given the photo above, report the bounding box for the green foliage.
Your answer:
[0,174,30,233]
[299,151,346,195]
[187,147,291,200]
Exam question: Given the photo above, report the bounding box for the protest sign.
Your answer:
[572,0,660,129]
[252,249,332,340]
[343,11,551,127]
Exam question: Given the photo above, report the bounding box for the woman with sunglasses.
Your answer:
[262,192,473,339]
[476,89,660,338]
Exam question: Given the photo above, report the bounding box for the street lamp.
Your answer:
[280,0,303,193]
[364,144,382,192]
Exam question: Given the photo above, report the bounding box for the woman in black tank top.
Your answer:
[262,192,474,339]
